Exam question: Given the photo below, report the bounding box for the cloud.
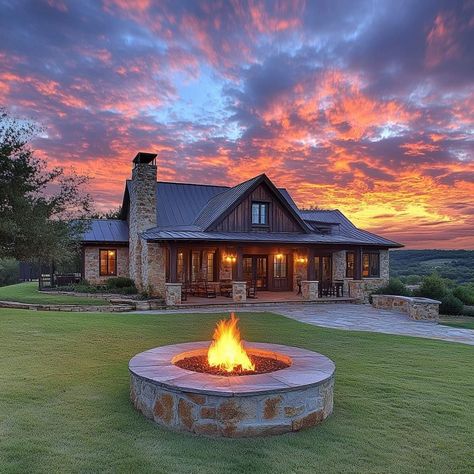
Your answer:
[0,0,472,248]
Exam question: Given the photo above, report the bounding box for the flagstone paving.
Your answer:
[135,303,474,346]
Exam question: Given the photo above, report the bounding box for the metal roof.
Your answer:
[82,176,402,248]
[141,228,400,246]
[81,219,129,243]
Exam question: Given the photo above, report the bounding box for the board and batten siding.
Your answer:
[213,183,303,233]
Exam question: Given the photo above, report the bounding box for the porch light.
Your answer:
[276,253,283,260]
[296,256,307,263]
[224,254,236,263]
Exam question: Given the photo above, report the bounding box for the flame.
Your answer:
[207,313,255,373]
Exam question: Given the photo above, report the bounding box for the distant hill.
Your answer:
[389,250,474,284]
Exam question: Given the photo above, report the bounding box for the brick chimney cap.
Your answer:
[133,152,157,164]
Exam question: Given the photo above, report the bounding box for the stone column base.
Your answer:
[165,283,182,306]
[301,281,319,300]
[232,281,247,302]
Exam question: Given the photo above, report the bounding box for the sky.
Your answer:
[0,0,473,249]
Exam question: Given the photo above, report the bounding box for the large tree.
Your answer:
[0,109,92,265]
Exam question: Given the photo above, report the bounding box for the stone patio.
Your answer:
[134,303,474,346]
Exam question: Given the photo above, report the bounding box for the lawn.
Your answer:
[0,282,107,305]
[0,309,473,473]
[440,316,474,330]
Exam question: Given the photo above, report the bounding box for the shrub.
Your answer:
[453,285,474,306]
[0,258,20,287]
[105,277,135,289]
[439,293,464,315]
[462,306,474,317]
[374,278,411,296]
[415,274,448,300]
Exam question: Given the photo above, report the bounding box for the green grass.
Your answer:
[0,309,473,473]
[440,316,474,329]
[0,282,107,305]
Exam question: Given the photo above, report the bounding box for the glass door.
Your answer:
[243,255,268,290]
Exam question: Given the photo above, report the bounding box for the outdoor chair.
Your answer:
[247,280,257,299]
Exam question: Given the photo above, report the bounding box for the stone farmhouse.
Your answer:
[80,152,402,305]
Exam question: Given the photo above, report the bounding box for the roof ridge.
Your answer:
[157,180,230,188]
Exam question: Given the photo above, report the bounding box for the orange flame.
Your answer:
[207,313,255,373]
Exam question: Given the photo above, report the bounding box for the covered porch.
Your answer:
[163,242,374,306]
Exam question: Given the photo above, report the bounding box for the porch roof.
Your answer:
[141,228,401,247]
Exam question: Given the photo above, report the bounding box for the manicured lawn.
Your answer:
[440,316,474,330]
[0,282,107,305]
[0,309,473,473]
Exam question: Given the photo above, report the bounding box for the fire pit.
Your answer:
[129,314,335,437]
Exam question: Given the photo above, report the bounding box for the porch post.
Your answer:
[169,243,178,283]
[354,247,362,280]
[307,247,316,280]
[236,246,244,281]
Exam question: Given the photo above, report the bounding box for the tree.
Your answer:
[0,109,92,266]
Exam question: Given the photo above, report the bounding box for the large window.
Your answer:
[251,202,269,225]
[191,251,201,282]
[362,252,380,278]
[273,254,287,278]
[206,252,215,282]
[99,249,117,276]
[177,251,184,282]
[346,252,355,278]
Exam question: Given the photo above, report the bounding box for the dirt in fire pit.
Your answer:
[174,354,290,376]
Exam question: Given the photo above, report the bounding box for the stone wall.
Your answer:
[129,162,157,291]
[372,294,440,321]
[140,241,166,297]
[130,374,333,437]
[83,246,129,284]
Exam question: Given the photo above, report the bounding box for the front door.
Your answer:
[243,255,268,289]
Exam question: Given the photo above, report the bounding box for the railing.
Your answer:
[39,273,82,290]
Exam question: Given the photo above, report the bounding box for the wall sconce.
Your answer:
[224,254,237,263]
[296,256,308,264]
[275,253,283,260]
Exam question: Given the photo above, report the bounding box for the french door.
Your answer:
[243,255,268,289]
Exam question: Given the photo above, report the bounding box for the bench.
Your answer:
[371,294,441,322]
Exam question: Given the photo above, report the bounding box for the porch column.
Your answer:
[169,243,178,283]
[236,246,244,281]
[307,247,316,280]
[354,247,362,280]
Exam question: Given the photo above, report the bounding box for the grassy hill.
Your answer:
[390,250,474,284]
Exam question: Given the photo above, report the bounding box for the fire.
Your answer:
[207,313,255,373]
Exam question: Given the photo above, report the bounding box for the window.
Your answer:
[206,252,215,282]
[191,251,201,282]
[273,254,287,278]
[362,252,380,278]
[251,202,269,225]
[346,252,355,278]
[99,249,117,276]
[177,251,184,282]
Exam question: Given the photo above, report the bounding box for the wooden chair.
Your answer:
[247,280,257,299]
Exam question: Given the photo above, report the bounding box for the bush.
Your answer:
[439,294,464,315]
[105,277,135,289]
[453,285,474,306]
[415,274,448,300]
[374,278,411,296]
[462,306,474,317]
[0,258,20,287]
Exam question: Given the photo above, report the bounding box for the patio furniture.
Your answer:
[296,275,302,295]
[247,280,257,299]
[219,280,233,297]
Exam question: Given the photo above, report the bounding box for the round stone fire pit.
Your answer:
[129,342,335,437]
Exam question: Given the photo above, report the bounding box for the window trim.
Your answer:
[99,248,117,276]
[362,252,380,278]
[251,201,270,226]
[346,251,355,278]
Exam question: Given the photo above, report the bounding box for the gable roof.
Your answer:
[193,174,311,232]
[94,174,402,248]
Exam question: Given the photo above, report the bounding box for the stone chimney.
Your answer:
[129,152,158,289]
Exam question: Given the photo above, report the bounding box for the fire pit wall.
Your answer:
[129,342,335,437]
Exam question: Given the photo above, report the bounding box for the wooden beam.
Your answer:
[236,246,244,281]
[307,247,316,280]
[169,243,178,283]
[354,247,362,279]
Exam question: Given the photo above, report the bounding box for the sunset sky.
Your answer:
[1,0,473,249]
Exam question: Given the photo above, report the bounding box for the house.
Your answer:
[80,152,402,305]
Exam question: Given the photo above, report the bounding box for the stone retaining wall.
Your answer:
[371,294,441,321]
[0,300,134,312]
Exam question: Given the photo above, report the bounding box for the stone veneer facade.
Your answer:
[83,246,129,284]
[128,161,158,293]
[372,294,440,321]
